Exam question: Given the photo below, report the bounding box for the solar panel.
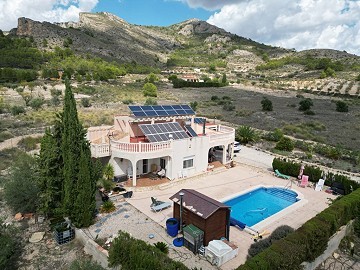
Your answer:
[139,122,189,142]
[185,125,198,137]
[129,105,195,118]
[194,117,206,124]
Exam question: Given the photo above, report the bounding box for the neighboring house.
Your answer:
[87,105,235,186]
[181,74,199,82]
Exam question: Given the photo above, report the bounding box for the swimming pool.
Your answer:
[224,187,300,227]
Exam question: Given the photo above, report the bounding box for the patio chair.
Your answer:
[299,175,309,188]
[274,169,290,180]
[315,179,325,191]
[150,197,171,212]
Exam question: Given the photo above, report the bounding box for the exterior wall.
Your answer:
[173,204,229,246]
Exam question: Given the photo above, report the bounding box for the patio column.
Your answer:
[222,145,227,164]
[132,161,137,186]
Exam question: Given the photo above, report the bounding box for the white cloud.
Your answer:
[201,0,360,55]
[0,0,98,31]
[182,0,246,10]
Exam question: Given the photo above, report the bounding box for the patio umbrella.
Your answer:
[298,164,305,180]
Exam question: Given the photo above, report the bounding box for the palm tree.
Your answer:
[103,163,114,181]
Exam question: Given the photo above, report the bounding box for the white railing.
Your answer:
[110,140,172,153]
[91,144,110,158]
[209,126,235,142]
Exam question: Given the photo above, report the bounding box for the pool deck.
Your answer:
[126,162,336,269]
[91,147,337,269]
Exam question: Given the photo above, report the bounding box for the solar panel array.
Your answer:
[185,125,198,137]
[139,122,189,142]
[193,117,206,124]
[129,105,195,118]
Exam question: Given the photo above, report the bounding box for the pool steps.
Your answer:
[265,188,298,203]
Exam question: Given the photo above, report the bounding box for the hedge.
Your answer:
[108,231,189,270]
[272,157,360,194]
[237,187,360,270]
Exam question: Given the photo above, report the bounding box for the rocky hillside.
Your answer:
[8,12,288,67]
[6,12,360,79]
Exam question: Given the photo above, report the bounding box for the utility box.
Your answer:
[183,224,204,254]
[205,240,238,266]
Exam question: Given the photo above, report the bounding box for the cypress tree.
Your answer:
[62,78,85,216]
[38,120,63,216]
[73,142,96,227]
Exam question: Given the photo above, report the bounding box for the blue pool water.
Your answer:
[225,187,299,227]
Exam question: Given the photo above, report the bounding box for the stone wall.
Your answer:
[301,220,354,270]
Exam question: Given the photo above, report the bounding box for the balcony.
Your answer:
[89,124,235,158]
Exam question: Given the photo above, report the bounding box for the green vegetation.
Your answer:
[190,101,198,111]
[144,98,157,105]
[256,55,345,73]
[237,187,360,270]
[103,164,114,181]
[275,137,294,152]
[263,129,283,142]
[282,121,326,142]
[3,153,40,213]
[172,79,227,88]
[236,126,259,144]
[17,136,42,151]
[37,79,98,226]
[336,100,349,112]
[261,97,273,111]
[154,242,169,254]
[108,231,188,269]
[143,82,158,97]
[100,201,116,213]
[248,225,294,258]
[299,98,313,111]
[0,218,21,270]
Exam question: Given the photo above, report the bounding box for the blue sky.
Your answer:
[0,0,359,55]
[94,0,214,26]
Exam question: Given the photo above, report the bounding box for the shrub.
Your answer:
[100,201,116,213]
[275,137,294,152]
[304,109,315,115]
[108,231,188,269]
[17,136,41,151]
[81,98,91,107]
[144,98,157,105]
[248,225,294,258]
[236,126,258,144]
[122,99,134,105]
[336,100,348,112]
[3,153,40,213]
[154,242,169,254]
[211,95,219,101]
[354,217,360,237]
[264,129,283,142]
[143,82,158,97]
[0,131,14,143]
[223,103,235,111]
[0,220,21,270]
[29,98,45,110]
[190,101,198,111]
[299,98,313,111]
[10,106,25,115]
[261,97,273,111]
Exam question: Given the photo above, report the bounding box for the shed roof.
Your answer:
[169,189,229,220]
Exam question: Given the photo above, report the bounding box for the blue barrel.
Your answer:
[166,218,179,237]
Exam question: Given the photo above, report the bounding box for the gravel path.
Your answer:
[0,133,43,151]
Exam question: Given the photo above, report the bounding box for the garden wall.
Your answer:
[301,221,353,270]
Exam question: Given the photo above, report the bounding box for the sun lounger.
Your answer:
[299,175,309,188]
[274,169,290,180]
[151,197,171,212]
[315,179,325,191]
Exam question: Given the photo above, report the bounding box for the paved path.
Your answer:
[0,133,43,151]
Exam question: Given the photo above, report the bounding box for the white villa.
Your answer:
[87,105,235,186]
